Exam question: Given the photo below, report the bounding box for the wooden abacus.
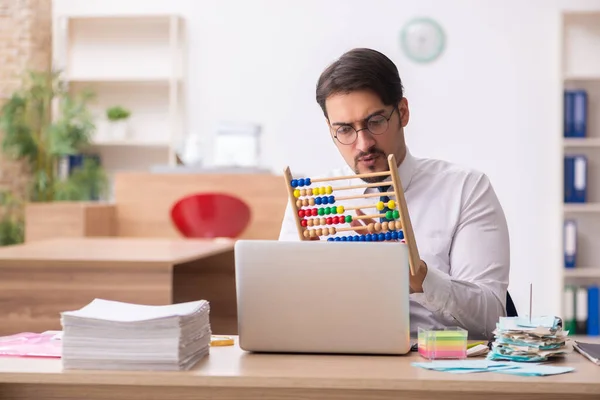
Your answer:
[283,153,421,275]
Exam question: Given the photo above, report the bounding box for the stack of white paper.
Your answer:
[60,298,211,371]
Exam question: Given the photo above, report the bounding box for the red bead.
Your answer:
[311,208,318,216]
[333,216,339,224]
[326,217,332,225]
[301,219,307,227]
[298,210,305,218]
[339,215,345,223]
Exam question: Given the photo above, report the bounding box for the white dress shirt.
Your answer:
[278,148,510,340]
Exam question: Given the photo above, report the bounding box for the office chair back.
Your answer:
[170,192,251,238]
[506,292,518,317]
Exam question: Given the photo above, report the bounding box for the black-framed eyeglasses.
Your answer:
[331,106,398,145]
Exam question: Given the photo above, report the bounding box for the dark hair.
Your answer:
[316,48,404,118]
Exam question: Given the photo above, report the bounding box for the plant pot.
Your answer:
[108,120,130,141]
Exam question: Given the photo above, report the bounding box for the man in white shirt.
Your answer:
[278,48,510,340]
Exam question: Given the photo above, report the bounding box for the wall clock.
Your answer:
[400,17,446,63]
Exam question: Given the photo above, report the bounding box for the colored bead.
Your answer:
[301,219,307,227]
[322,196,329,205]
[301,199,307,207]
[359,235,365,241]
[316,228,322,235]
[334,237,341,241]
[310,229,316,238]
[318,187,324,195]
[309,198,315,206]
[342,236,348,241]
[291,179,298,188]
[293,189,300,198]
[303,230,310,238]
[326,186,333,194]
[365,234,372,242]
[378,233,385,241]
[298,178,305,187]
[393,210,400,219]
[296,200,302,208]
[374,222,381,232]
[398,230,404,240]
[372,233,378,241]
[311,208,318,216]
[326,217,332,225]
[345,215,352,223]
[368,223,375,233]
[337,205,344,213]
[325,207,331,215]
[315,197,322,205]
[298,189,304,197]
[387,200,396,209]
[386,210,393,220]
[320,217,326,225]
[305,178,311,185]
[321,228,328,236]
[307,219,314,227]
[318,208,324,216]
[298,210,305,218]
[328,238,334,241]
[376,201,384,211]
[382,222,389,231]
[328,195,335,204]
[385,232,392,241]
[388,221,396,230]
[392,231,399,240]
[329,227,336,235]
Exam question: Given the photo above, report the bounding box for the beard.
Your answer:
[353,147,390,183]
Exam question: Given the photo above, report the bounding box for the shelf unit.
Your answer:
[560,10,600,336]
[52,14,186,196]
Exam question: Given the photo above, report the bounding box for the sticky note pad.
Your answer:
[418,327,468,360]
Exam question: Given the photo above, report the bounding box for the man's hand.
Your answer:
[349,209,374,234]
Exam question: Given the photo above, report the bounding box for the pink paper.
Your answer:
[0,332,62,358]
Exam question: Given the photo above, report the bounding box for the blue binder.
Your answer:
[564,89,587,137]
[564,220,577,268]
[588,286,599,336]
[564,155,587,203]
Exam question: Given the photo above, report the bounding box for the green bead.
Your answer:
[386,210,393,220]
[318,208,324,216]
[393,210,400,219]
[325,207,331,215]
[345,215,352,223]
[330,206,337,214]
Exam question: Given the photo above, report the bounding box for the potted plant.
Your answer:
[0,69,111,245]
[106,105,131,141]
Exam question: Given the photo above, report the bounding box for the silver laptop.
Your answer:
[234,240,411,355]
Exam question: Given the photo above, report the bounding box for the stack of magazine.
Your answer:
[60,298,211,371]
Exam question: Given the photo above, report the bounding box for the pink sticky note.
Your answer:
[0,332,61,358]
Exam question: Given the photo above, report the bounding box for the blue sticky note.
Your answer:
[494,365,575,376]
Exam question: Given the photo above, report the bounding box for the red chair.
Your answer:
[170,193,251,238]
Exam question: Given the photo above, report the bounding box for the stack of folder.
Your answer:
[60,298,211,371]
[487,316,570,362]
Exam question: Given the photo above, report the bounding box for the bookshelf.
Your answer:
[52,14,186,195]
[560,10,600,337]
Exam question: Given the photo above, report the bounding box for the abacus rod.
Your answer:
[333,182,392,191]
[309,171,391,183]
[335,191,395,201]
[354,213,387,220]
[344,203,394,211]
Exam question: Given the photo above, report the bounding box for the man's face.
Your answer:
[325,90,409,181]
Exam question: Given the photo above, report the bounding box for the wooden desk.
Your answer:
[0,237,237,336]
[0,339,598,400]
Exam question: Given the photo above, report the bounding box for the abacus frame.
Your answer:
[283,153,421,276]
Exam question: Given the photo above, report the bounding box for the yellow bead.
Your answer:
[376,201,384,211]
[337,205,345,213]
[320,186,326,195]
[387,200,396,209]
[294,189,300,198]
[326,186,333,194]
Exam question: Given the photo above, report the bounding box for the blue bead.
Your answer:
[334,237,341,241]
[328,195,335,204]
[385,232,392,241]
[365,234,372,242]
[398,230,404,240]
[291,179,298,188]
[298,178,305,187]
[327,238,334,241]
[372,234,378,242]
[315,197,322,205]
[342,236,348,241]
[378,233,385,241]
[322,197,328,205]
[305,178,311,185]
[392,231,399,240]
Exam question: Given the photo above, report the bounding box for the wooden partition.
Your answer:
[113,172,289,240]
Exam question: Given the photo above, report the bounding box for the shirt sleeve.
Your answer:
[278,200,302,241]
[420,172,510,340]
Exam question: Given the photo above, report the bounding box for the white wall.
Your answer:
[53,0,600,318]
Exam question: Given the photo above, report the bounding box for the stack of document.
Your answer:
[60,298,211,371]
[487,316,570,362]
